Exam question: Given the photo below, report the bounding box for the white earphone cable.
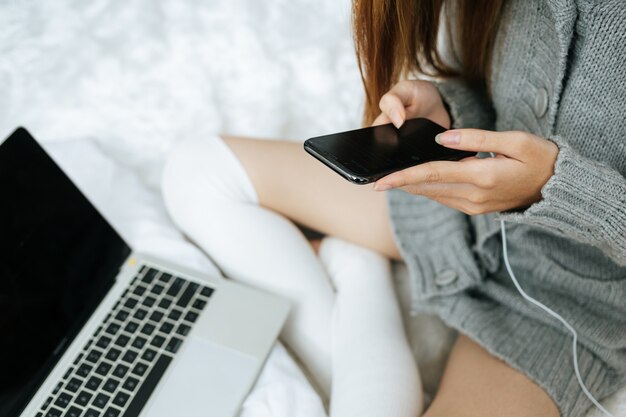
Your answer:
[499,219,614,417]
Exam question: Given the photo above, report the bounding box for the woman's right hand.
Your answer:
[373,80,451,129]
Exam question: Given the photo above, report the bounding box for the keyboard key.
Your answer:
[103,407,121,417]
[177,283,199,308]
[166,278,184,297]
[54,392,73,409]
[132,362,148,377]
[150,335,166,348]
[95,337,112,350]
[131,336,147,350]
[122,376,140,392]
[53,382,63,394]
[83,409,100,417]
[75,390,93,407]
[133,308,148,320]
[122,350,138,364]
[104,348,121,362]
[43,396,54,409]
[63,367,74,380]
[114,310,129,322]
[92,393,110,409]
[114,335,130,348]
[76,364,93,378]
[102,378,120,393]
[63,406,82,417]
[142,296,156,308]
[168,309,182,321]
[158,298,172,309]
[125,321,139,333]
[45,408,62,417]
[104,323,120,336]
[184,311,198,323]
[176,324,191,336]
[124,298,139,309]
[112,364,129,379]
[192,299,207,310]
[73,354,84,365]
[132,286,147,297]
[112,391,130,408]
[124,355,172,417]
[159,322,174,334]
[66,378,82,393]
[150,284,165,295]
[85,350,103,364]
[141,349,157,362]
[158,273,173,284]
[85,376,103,391]
[200,286,214,297]
[93,327,103,337]
[148,311,164,323]
[141,268,158,284]
[95,362,112,377]
[165,337,183,354]
[140,323,156,336]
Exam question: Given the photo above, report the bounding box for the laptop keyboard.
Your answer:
[35,265,214,417]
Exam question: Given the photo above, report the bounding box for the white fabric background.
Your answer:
[1,1,624,416]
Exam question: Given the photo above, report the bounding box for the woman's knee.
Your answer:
[162,136,258,230]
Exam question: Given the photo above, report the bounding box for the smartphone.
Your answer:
[303,118,475,184]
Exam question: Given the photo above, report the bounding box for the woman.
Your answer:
[162,0,626,416]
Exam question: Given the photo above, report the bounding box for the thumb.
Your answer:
[435,129,526,159]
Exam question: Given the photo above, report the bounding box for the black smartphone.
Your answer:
[303,118,475,184]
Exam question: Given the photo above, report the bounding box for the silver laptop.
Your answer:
[0,128,290,417]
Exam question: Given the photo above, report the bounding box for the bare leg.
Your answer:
[425,335,560,417]
[223,136,401,260]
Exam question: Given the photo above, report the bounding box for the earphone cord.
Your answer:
[499,219,614,417]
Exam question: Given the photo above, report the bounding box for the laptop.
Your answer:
[0,128,290,417]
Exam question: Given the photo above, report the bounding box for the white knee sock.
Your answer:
[162,136,334,395]
[319,237,423,417]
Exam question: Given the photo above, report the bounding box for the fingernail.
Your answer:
[374,183,392,191]
[435,131,460,145]
[390,110,403,128]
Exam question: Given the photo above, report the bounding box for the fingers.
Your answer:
[372,112,392,126]
[378,92,407,128]
[435,129,530,159]
[374,160,482,191]
[378,80,429,128]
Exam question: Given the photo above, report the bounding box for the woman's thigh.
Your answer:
[425,334,560,417]
[222,135,402,260]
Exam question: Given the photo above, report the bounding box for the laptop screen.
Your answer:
[0,128,131,417]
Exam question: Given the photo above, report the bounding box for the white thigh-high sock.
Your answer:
[319,237,423,417]
[162,136,333,395]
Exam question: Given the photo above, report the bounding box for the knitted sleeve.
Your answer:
[499,136,626,266]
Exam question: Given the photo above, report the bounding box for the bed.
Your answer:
[1,1,624,416]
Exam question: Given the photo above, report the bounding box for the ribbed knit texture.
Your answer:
[386,1,626,416]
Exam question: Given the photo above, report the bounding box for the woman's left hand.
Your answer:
[373,129,559,215]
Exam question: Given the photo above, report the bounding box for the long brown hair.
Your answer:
[353,0,505,124]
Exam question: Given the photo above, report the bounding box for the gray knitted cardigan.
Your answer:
[386,0,626,416]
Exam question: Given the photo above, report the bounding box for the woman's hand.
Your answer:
[373,80,451,129]
[373,129,559,215]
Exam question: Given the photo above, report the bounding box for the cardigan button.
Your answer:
[435,269,458,286]
[534,88,549,118]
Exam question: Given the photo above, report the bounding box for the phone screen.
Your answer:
[304,118,473,184]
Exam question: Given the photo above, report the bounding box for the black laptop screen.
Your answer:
[0,128,131,417]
